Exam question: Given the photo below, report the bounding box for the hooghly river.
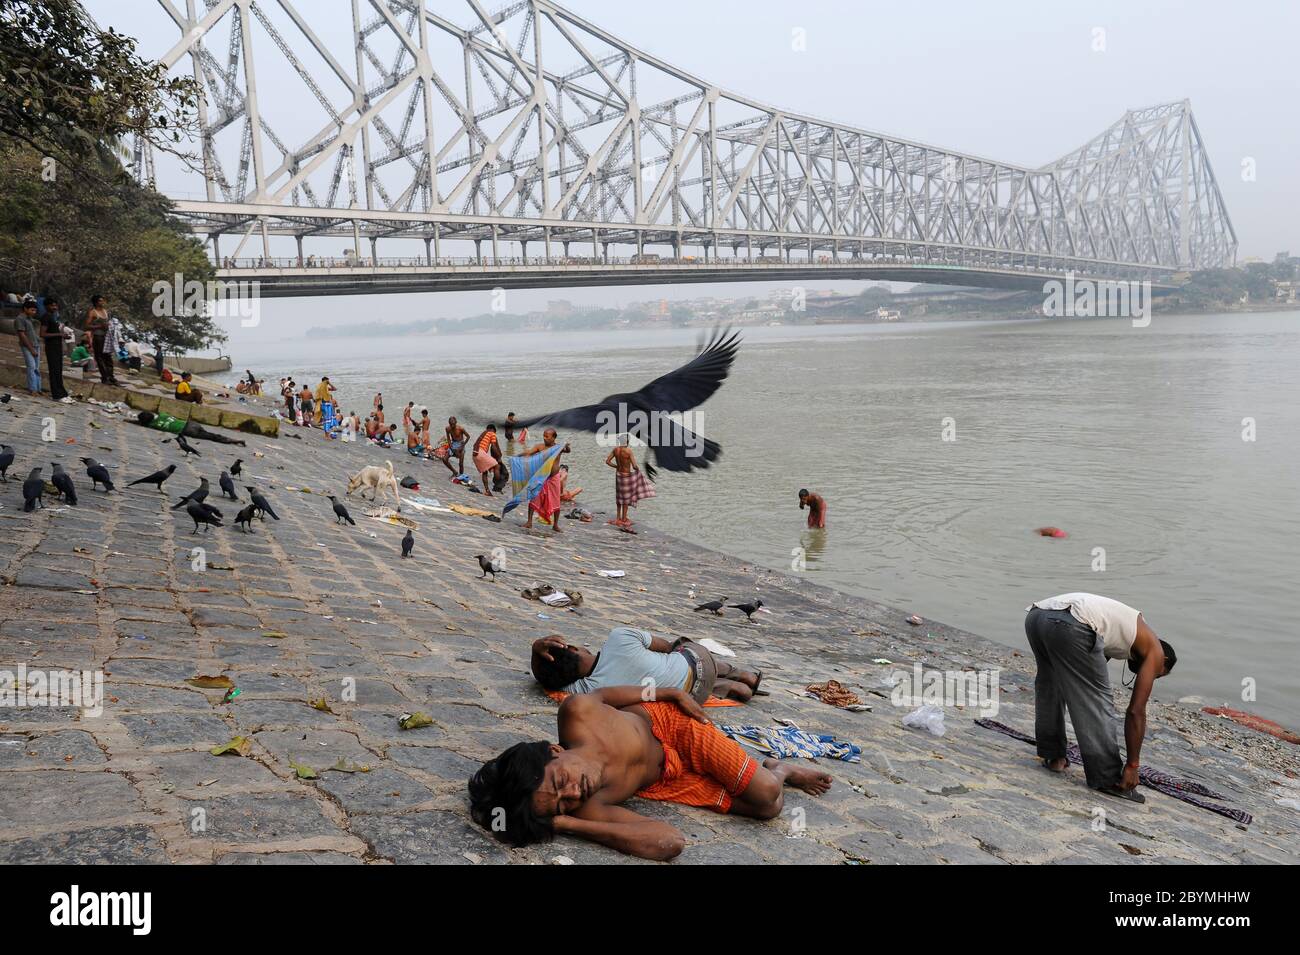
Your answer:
[232,311,1300,723]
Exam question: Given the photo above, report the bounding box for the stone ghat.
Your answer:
[0,395,1295,864]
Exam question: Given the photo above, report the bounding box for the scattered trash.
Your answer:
[329,758,371,774]
[596,569,626,578]
[805,680,871,711]
[551,855,574,865]
[262,630,288,639]
[905,615,923,626]
[698,638,735,658]
[308,698,334,713]
[290,760,319,779]
[902,704,947,737]
[872,658,893,665]
[221,687,241,704]
[398,712,433,730]
[1035,527,1068,538]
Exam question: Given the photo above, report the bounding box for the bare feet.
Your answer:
[1044,757,1068,773]
[765,758,832,795]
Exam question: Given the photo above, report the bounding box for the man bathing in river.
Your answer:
[1025,592,1176,802]
[799,488,827,528]
[469,686,831,860]
[530,627,761,703]
[606,435,654,528]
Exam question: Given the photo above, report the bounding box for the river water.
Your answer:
[232,311,1300,723]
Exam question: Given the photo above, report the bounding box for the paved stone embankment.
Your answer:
[0,394,1296,863]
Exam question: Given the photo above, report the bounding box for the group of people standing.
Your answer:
[9,293,147,402]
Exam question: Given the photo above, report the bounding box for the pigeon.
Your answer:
[170,477,209,509]
[693,597,727,616]
[49,462,77,505]
[80,457,114,491]
[460,328,739,473]
[401,529,414,558]
[328,495,356,525]
[728,600,765,623]
[184,499,222,533]
[128,464,176,491]
[245,486,279,520]
[22,467,44,512]
[219,470,238,500]
[234,503,258,532]
[172,434,200,457]
[0,444,14,482]
[474,554,500,580]
[230,458,243,477]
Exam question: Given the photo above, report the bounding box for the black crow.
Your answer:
[728,600,765,623]
[80,457,114,491]
[245,486,278,520]
[328,495,356,525]
[50,462,77,505]
[230,458,243,477]
[0,444,14,482]
[22,467,44,512]
[219,470,238,500]
[185,499,222,533]
[401,529,414,558]
[128,464,176,491]
[693,597,727,616]
[474,554,500,580]
[170,477,209,509]
[234,503,257,532]
[173,434,200,457]
[459,328,740,473]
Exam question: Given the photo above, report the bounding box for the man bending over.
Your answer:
[468,687,831,860]
[531,627,761,703]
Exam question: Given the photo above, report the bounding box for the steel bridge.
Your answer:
[133,0,1238,297]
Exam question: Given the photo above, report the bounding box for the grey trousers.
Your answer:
[1024,606,1123,789]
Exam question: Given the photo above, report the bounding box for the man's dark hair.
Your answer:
[468,741,556,846]
[532,645,583,691]
[1129,639,1177,675]
[45,297,59,307]
[798,488,809,497]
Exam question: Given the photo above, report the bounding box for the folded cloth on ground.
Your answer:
[521,584,584,607]
[805,680,868,709]
[974,718,1252,825]
[720,723,861,762]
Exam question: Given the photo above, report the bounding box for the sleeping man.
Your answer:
[468,686,831,860]
[529,627,761,703]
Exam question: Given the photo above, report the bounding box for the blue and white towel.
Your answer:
[720,723,861,762]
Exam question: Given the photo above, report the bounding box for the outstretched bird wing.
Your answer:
[456,328,740,473]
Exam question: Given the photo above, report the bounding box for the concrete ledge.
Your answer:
[125,391,161,413]
[156,396,196,421]
[220,408,279,437]
[186,402,224,428]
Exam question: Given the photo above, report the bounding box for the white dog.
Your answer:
[346,460,401,510]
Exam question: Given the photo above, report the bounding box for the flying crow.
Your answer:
[460,328,740,473]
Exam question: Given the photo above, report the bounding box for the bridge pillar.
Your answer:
[296,235,304,267]
[424,236,432,267]
[544,227,552,263]
[602,242,609,263]
[746,234,752,262]
[370,237,379,265]
[433,223,441,262]
[491,224,499,263]
[592,228,599,260]
[211,234,221,266]
[563,241,570,258]
[520,240,528,262]
[636,232,643,258]
[474,240,482,265]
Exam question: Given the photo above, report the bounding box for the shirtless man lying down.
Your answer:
[468,686,831,860]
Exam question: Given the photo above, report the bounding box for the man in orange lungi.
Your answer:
[468,687,831,860]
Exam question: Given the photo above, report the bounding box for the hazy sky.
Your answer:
[90,0,1299,345]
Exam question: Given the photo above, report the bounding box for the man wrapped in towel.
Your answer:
[468,686,832,860]
[503,441,567,533]
[605,435,654,528]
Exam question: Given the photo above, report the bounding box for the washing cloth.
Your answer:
[615,468,656,507]
[504,444,565,515]
[720,723,861,762]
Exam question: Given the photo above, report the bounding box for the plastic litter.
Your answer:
[902,704,946,737]
[698,638,735,658]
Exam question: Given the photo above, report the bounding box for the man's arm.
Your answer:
[604,449,617,469]
[1121,617,1164,789]
[586,686,709,723]
[554,802,684,861]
